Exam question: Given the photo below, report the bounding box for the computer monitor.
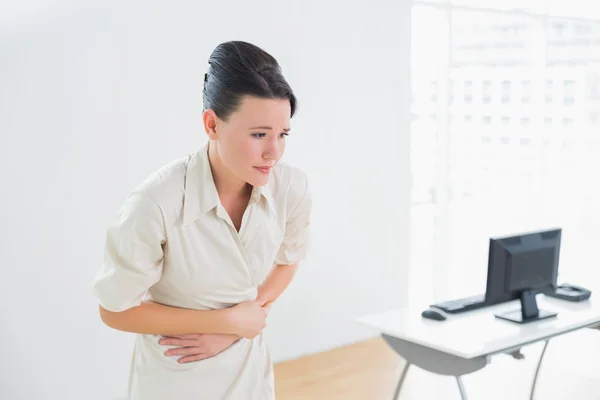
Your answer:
[485,228,561,323]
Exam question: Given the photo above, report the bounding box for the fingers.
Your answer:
[161,334,202,340]
[159,338,197,347]
[165,346,203,357]
[179,334,204,340]
[178,353,212,363]
[257,296,267,306]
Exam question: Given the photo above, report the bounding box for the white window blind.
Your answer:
[409,0,600,304]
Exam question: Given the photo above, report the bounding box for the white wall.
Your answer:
[0,1,412,399]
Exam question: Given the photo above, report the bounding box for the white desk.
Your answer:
[357,294,600,400]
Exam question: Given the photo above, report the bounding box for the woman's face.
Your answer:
[204,95,291,187]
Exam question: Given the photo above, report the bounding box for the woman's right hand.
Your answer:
[227,297,270,339]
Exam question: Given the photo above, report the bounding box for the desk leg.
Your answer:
[529,340,550,400]
[456,376,467,400]
[392,362,411,400]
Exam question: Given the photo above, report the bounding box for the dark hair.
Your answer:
[202,41,297,121]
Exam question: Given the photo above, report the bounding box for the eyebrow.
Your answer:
[249,126,291,132]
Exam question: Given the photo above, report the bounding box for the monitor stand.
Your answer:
[495,289,558,324]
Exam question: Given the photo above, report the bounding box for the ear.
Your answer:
[202,109,219,140]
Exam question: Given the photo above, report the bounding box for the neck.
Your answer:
[207,141,251,199]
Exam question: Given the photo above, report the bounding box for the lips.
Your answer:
[254,166,272,174]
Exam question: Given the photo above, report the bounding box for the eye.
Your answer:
[251,133,267,138]
[279,132,289,138]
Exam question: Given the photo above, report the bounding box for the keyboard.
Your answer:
[431,294,487,314]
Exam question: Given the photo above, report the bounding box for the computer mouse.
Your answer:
[421,308,447,321]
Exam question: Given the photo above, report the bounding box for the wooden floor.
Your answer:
[274,330,600,400]
[274,338,404,400]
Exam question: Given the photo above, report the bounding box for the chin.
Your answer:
[248,177,270,187]
[247,171,271,187]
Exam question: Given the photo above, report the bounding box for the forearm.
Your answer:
[99,302,234,336]
[257,263,299,305]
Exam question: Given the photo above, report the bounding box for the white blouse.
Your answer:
[93,143,311,400]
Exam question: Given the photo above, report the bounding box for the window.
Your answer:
[501,80,511,104]
[410,1,600,303]
[545,80,554,103]
[563,79,576,105]
[482,80,492,104]
[521,80,531,103]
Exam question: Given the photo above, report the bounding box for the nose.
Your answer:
[263,136,282,162]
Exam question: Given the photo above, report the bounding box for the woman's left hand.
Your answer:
[159,333,240,363]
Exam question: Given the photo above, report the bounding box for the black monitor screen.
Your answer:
[506,247,556,292]
[485,228,561,305]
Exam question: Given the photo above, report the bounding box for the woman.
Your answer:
[93,41,311,400]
